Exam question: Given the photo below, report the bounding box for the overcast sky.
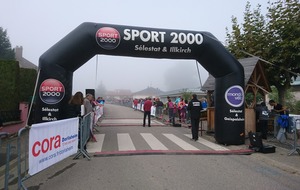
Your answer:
[1,0,274,94]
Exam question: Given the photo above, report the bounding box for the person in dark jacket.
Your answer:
[66,91,84,118]
[256,102,270,139]
[187,94,203,141]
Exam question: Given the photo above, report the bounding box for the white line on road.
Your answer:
[163,134,199,150]
[87,134,105,153]
[184,134,229,151]
[141,133,168,150]
[118,133,136,151]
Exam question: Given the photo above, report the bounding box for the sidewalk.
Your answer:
[152,108,300,175]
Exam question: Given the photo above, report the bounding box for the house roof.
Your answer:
[133,87,164,96]
[159,87,206,97]
[106,89,132,96]
[201,57,271,93]
[15,46,38,70]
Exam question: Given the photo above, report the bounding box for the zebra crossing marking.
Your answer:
[88,133,229,153]
[87,134,105,153]
[140,133,168,150]
[118,133,136,151]
[184,134,229,151]
[163,134,199,150]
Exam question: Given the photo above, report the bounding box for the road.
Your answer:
[19,104,300,190]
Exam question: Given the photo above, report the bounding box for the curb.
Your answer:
[93,149,254,157]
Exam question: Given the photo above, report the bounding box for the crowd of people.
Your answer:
[133,96,293,142]
[256,99,288,140]
[65,92,105,151]
[132,95,208,141]
[132,96,208,124]
[63,92,292,142]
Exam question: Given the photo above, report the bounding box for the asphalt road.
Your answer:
[19,104,300,190]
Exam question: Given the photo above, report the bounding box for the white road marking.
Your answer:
[184,134,229,151]
[118,133,136,151]
[87,134,105,153]
[163,134,199,150]
[141,133,168,150]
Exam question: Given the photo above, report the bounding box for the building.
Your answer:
[15,46,38,70]
[132,87,164,100]
[105,89,132,102]
[202,57,271,108]
[291,77,300,101]
[201,57,271,134]
[159,88,206,103]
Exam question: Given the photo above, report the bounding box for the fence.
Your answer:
[0,104,105,190]
[73,113,92,160]
[0,132,19,190]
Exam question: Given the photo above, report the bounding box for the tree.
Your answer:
[265,0,300,104]
[0,27,15,60]
[226,0,300,105]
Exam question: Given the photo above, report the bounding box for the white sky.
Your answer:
[0,0,274,94]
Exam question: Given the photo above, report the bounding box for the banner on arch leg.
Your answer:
[28,118,79,175]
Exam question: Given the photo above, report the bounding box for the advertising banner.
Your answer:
[28,118,79,175]
[35,22,245,145]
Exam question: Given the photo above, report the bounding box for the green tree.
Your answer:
[0,27,15,60]
[181,90,193,102]
[226,0,300,105]
[265,0,300,104]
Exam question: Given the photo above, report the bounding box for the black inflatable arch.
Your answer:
[35,22,245,145]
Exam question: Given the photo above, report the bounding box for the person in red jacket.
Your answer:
[143,97,152,127]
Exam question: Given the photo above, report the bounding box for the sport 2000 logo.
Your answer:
[95,27,121,50]
[39,79,65,104]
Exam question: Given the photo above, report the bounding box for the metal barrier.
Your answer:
[1,132,18,190]
[289,119,300,156]
[2,113,96,189]
[16,117,83,190]
[1,132,9,190]
[17,127,30,190]
[73,113,92,160]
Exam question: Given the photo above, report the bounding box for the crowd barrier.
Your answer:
[133,103,157,117]
[0,108,104,190]
[1,132,12,190]
[73,113,92,160]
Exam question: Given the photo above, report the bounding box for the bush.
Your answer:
[0,60,19,110]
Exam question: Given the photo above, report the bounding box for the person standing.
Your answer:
[201,97,208,110]
[187,94,203,141]
[84,94,94,115]
[167,96,175,125]
[143,97,152,127]
[269,100,286,115]
[65,92,84,152]
[175,96,182,122]
[269,99,288,140]
[256,102,270,139]
[179,98,187,123]
[155,98,164,119]
[65,91,84,118]
[133,98,139,111]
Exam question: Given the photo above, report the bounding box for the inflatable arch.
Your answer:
[35,22,245,145]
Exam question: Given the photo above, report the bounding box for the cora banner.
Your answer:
[28,118,79,175]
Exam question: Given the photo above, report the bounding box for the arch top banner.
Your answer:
[94,23,205,59]
[36,22,245,145]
